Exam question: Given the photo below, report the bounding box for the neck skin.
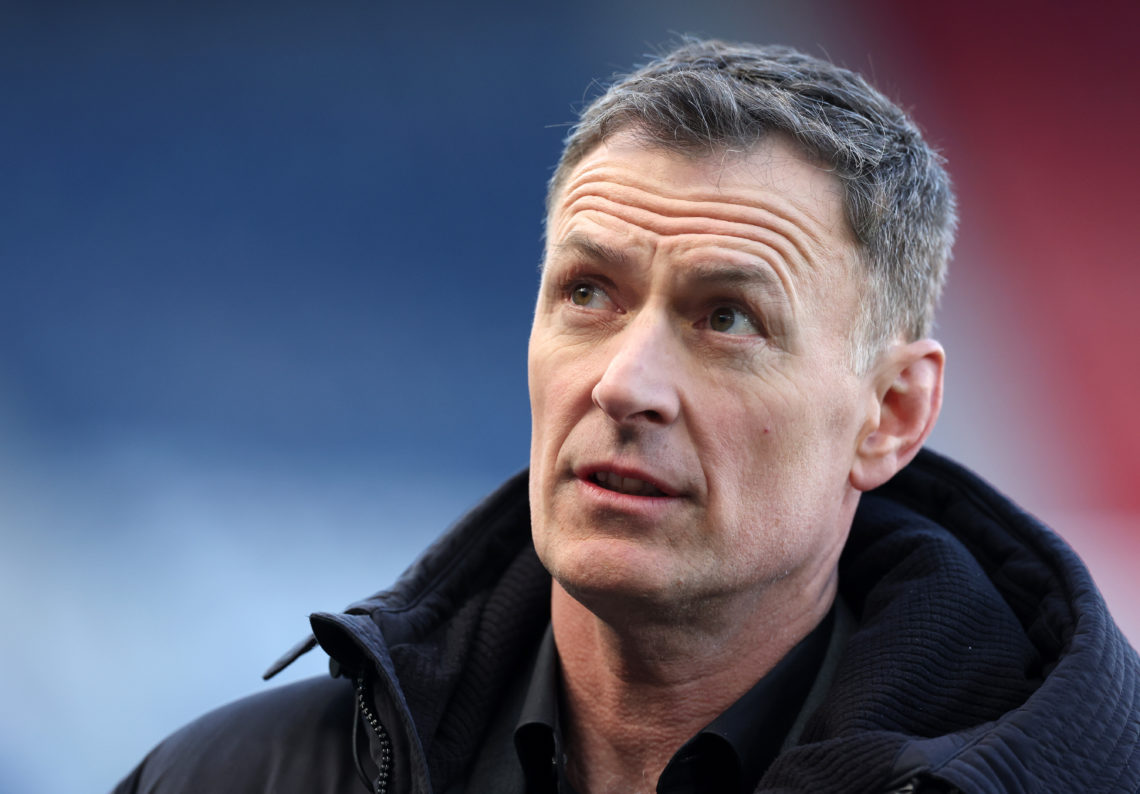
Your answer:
[550,561,838,794]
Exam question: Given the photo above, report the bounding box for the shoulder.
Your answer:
[112,675,360,794]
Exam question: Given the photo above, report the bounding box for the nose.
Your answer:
[591,314,681,425]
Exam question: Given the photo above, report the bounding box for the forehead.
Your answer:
[546,132,861,297]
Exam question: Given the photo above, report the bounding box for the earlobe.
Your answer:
[850,339,945,492]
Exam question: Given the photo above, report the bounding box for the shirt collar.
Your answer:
[659,607,835,792]
[513,607,836,793]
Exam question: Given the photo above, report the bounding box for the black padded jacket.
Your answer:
[112,450,1140,793]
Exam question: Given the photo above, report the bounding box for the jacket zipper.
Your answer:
[355,674,393,794]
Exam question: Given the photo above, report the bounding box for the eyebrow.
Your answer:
[681,260,794,312]
[685,261,783,289]
[551,232,634,270]
[551,232,792,307]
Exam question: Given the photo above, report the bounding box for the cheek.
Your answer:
[699,404,785,516]
[701,397,839,524]
[529,344,595,466]
[527,340,557,441]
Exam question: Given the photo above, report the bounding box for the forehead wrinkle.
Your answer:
[559,190,818,291]
[558,170,839,278]
[563,160,839,234]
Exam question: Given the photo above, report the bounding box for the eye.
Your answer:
[708,305,762,335]
[568,282,611,309]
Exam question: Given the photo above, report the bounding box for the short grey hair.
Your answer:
[547,38,957,371]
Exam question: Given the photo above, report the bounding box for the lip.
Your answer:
[573,462,683,499]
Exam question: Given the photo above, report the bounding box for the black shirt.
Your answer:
[513,609,835,794]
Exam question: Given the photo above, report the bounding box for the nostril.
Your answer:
[591,333,681,425]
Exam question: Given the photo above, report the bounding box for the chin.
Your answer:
[543,538,709,621]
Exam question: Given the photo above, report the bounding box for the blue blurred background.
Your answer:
[3,2,1137,792]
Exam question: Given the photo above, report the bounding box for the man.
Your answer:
[114,39,1140,794]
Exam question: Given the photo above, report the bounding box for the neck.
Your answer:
[550,572,836,794]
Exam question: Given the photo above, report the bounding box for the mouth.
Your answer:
[587,470,669,497]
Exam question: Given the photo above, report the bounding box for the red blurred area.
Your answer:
[864,0,1140,512]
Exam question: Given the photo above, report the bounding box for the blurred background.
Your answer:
[2,1,1137,791]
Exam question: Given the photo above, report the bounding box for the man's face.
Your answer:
[528,132,877,619]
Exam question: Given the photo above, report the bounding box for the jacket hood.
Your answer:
[764,449,1140,792]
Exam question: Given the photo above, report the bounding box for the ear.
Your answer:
[850,339,945,492]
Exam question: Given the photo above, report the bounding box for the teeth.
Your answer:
[593,471,666,496]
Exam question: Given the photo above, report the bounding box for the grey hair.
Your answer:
[547,38,957,371]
